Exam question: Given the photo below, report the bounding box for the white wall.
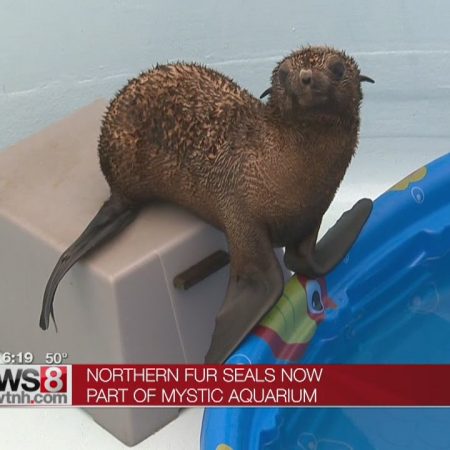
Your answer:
[1,0,449,151]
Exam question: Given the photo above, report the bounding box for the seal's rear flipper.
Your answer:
[40,194,138,331]
[285,198,373,277]
[205,229,283,364]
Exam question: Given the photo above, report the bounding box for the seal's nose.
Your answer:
[300,69,312,85]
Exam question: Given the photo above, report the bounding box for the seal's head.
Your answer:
[262,46,374,121]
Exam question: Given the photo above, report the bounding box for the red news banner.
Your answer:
[73,365,450,406]
[2,365,450,407]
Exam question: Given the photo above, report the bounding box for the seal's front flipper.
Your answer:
[205,229,283,364]
[285,198,373,277]
[315,198,373,268]
[205,259,283,364]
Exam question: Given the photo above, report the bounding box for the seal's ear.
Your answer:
[260,87,272,99]
[360,75,375,83]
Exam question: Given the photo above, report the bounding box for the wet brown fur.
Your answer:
[99,46,363,255]
[42,46,370,362]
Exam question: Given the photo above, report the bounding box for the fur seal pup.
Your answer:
[40,46,374,364]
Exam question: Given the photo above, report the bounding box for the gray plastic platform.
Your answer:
[0,100,288,445]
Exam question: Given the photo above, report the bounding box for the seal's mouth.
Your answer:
[297,88,328,108]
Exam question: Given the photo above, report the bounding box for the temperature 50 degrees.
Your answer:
[45,352,69,365]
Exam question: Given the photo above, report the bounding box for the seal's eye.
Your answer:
[306,280,324,314]
[329,62,345,80]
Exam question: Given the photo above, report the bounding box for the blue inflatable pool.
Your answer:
[201,152,450,450]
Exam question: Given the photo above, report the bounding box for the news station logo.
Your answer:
[0,365,72,405]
